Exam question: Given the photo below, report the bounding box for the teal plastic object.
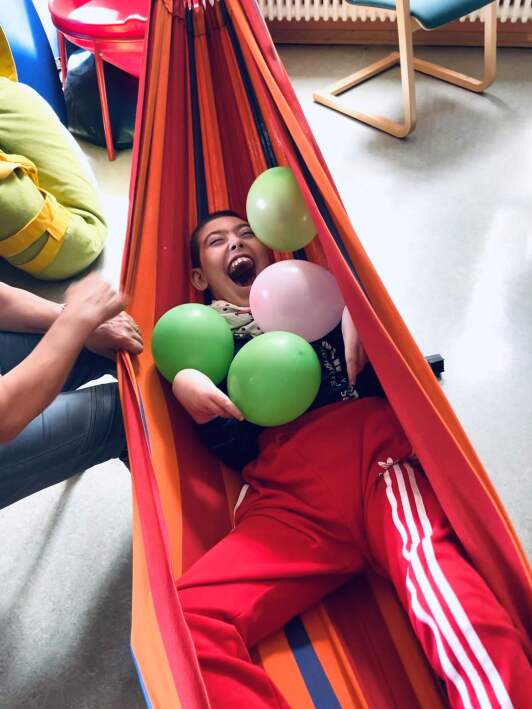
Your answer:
[346,0,493,30]
[0,0,67,124]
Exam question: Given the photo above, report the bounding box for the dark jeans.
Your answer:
[0,332,126,509]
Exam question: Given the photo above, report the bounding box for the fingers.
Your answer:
[103,292,125,322]
[106,313,144,354]
[209,391,244,421]
[118,326,143,353]
[218,396,244,421]
[119,336,143,355]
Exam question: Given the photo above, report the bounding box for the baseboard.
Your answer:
[267,19,532,48]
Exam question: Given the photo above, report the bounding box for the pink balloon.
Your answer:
[250,260,345,342]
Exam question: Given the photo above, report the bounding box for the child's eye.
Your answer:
[209,238,224,246]
[241,231,255,239]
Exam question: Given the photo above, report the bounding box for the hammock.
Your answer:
[118,1,531,706]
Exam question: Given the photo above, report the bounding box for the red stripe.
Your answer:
[119,360,210,707]
[163,384,231,572]
[155,12,193,315]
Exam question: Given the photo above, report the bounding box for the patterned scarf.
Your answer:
[211,300,263,338]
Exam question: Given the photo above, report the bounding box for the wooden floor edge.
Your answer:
[268,19,532,48]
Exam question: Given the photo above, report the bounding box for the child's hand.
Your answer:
[172,369,244,424]
[341,306,368,385]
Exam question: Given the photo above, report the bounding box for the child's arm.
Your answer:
[341,307,368,385]
[172,369,244,424]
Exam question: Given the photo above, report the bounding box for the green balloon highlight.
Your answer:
[246,166,317,251]
[151,304,234,384]
[227,331,321,427]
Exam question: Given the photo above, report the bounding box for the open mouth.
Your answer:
[227,255,256,287]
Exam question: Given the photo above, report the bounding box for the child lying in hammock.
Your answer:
[172,211,531,709]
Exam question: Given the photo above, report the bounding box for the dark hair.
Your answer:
[190,209,245,268]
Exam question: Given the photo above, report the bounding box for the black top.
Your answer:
[199,324,385,471]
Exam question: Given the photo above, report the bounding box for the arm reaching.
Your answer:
[0,282,143,359]
[0,282,62,333]
[173,369,243,424]
[0,274,124,443]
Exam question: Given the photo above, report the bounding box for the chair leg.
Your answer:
[94,52,116,161]
[313,0,416,138]
[413,1,497,92]
[58,31,67,86]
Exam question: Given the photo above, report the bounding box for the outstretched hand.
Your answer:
[172,369,244,424]
[341,306,367,385]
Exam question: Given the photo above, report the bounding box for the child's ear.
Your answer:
[191,267,209,292]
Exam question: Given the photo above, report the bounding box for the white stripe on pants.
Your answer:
[383,462,512,709]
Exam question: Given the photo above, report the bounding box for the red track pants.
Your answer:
[178,398,531,708]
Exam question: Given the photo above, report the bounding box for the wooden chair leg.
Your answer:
[58,31,67,86]
[313,0,416,138]
[94,51,116,161]
[413,1,497,92]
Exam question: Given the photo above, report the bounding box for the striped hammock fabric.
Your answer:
[118,1,531,706]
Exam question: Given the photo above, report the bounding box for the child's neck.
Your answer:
[211,300,261,337]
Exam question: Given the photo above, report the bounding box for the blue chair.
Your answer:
[313,1,497,138]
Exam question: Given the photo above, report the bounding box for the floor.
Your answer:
[0,45,531,708]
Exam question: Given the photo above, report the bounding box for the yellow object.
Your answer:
[0,151,69,274]
[0,26,17,82]
[0,76,107,280]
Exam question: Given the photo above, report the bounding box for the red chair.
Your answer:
[48,0,148,160]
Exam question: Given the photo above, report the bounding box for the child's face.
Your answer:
[191,215,273,307]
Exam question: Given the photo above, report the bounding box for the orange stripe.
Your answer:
[258,631,315,709]
[302,607,369,709]
[131,496,183,709]
[122,0,171,297]
[367,574,446,709]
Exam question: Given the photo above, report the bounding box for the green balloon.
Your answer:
[151,304,234,384]
[227,331,321,427]
[246,167,317,251]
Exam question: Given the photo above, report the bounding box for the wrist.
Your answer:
[56,307,98,339]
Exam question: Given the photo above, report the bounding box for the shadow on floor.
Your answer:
[0,548,144,709]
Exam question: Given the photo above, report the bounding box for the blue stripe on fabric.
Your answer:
[186,8,209,222]
[284,617,341,708]
[131,646,153,709]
